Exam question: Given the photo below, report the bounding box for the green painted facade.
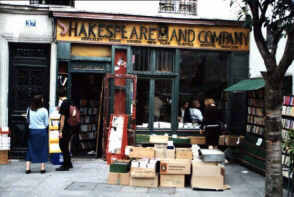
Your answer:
[56,42,249,137]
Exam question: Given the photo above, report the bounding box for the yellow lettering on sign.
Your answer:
[56,19,250,51]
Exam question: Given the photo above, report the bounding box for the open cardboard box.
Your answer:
[191,160,229,190]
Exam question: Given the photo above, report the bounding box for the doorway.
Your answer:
[9,43,50,158]
[70,73,104,158]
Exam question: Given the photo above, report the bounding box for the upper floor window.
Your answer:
[159,0,197,15]
[30,0,74,6]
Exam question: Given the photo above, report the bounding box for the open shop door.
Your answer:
[103,47,137,163]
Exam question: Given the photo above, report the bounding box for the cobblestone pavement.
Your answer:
[0,159,286,197]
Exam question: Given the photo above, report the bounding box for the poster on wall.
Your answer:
[106,114,128,164]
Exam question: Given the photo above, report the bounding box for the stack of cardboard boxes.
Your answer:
[130,159,159,187]
[191,148,227,190]
[108,135,229,190]
[108,160,131,185]
[160,159,191,188]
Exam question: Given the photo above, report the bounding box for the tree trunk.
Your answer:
[264,75,283,197]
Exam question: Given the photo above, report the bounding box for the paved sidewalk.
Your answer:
[0,159,283,197]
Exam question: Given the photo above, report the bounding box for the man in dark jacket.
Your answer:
[56,99,74,171]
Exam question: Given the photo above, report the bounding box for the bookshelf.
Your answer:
[238,89,266,174]
[78,99,98,152]
[281,96,293,171]
[246,91,265,136]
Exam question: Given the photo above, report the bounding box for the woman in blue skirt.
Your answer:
[25,95,49,174]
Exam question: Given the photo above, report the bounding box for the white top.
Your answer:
[153,96,163,118]
[28,108,49,129]
[190,108,203,122]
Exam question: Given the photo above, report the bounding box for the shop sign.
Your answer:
[71,64,104,71]
[56,19,249,51]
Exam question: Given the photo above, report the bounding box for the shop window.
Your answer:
[154,79,172,128]
[178,50,228,129]
[133,47,175,130]
[155,49,174,72]
[133,47,152,71]
[159,0,197,15]
[136,79,150,128]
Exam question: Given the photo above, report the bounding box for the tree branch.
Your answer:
[248,1,276,72]
[279,25,294,77]
[260,0,272,23]
[270,30,282,57]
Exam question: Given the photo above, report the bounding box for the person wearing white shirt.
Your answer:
[190,99,203,125]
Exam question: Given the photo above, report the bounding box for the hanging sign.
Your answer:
[56,19,250,51]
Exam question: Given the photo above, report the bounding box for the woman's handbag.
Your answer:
[24,108,30,143]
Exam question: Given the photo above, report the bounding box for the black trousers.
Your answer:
[205,125,221,146]
[59,128,73,168]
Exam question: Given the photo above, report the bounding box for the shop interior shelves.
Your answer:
[78,99,99,152]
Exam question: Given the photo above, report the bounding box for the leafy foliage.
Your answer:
[229,0,294,40]
[228,0,294,76]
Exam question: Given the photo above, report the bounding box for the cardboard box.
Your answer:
[154,144,175,159]
[130,175,158,187]
[120,173,130,186]
[166,149,175,159]
[127,146,155,159]
[150,135,169,144]
[190,136,206,145]
[130,167,156,178]
[108,172,120,185]
[154,144,167,159]
[160,159,191,175]
[160,174,185,188]
[191,160,225,190]
[108,172,130,185]
[176,148,193,160]
[110,160,130,173]
[191,175,224,190]
[0,150,8,164]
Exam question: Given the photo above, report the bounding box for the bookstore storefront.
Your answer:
[53,12,250,154]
